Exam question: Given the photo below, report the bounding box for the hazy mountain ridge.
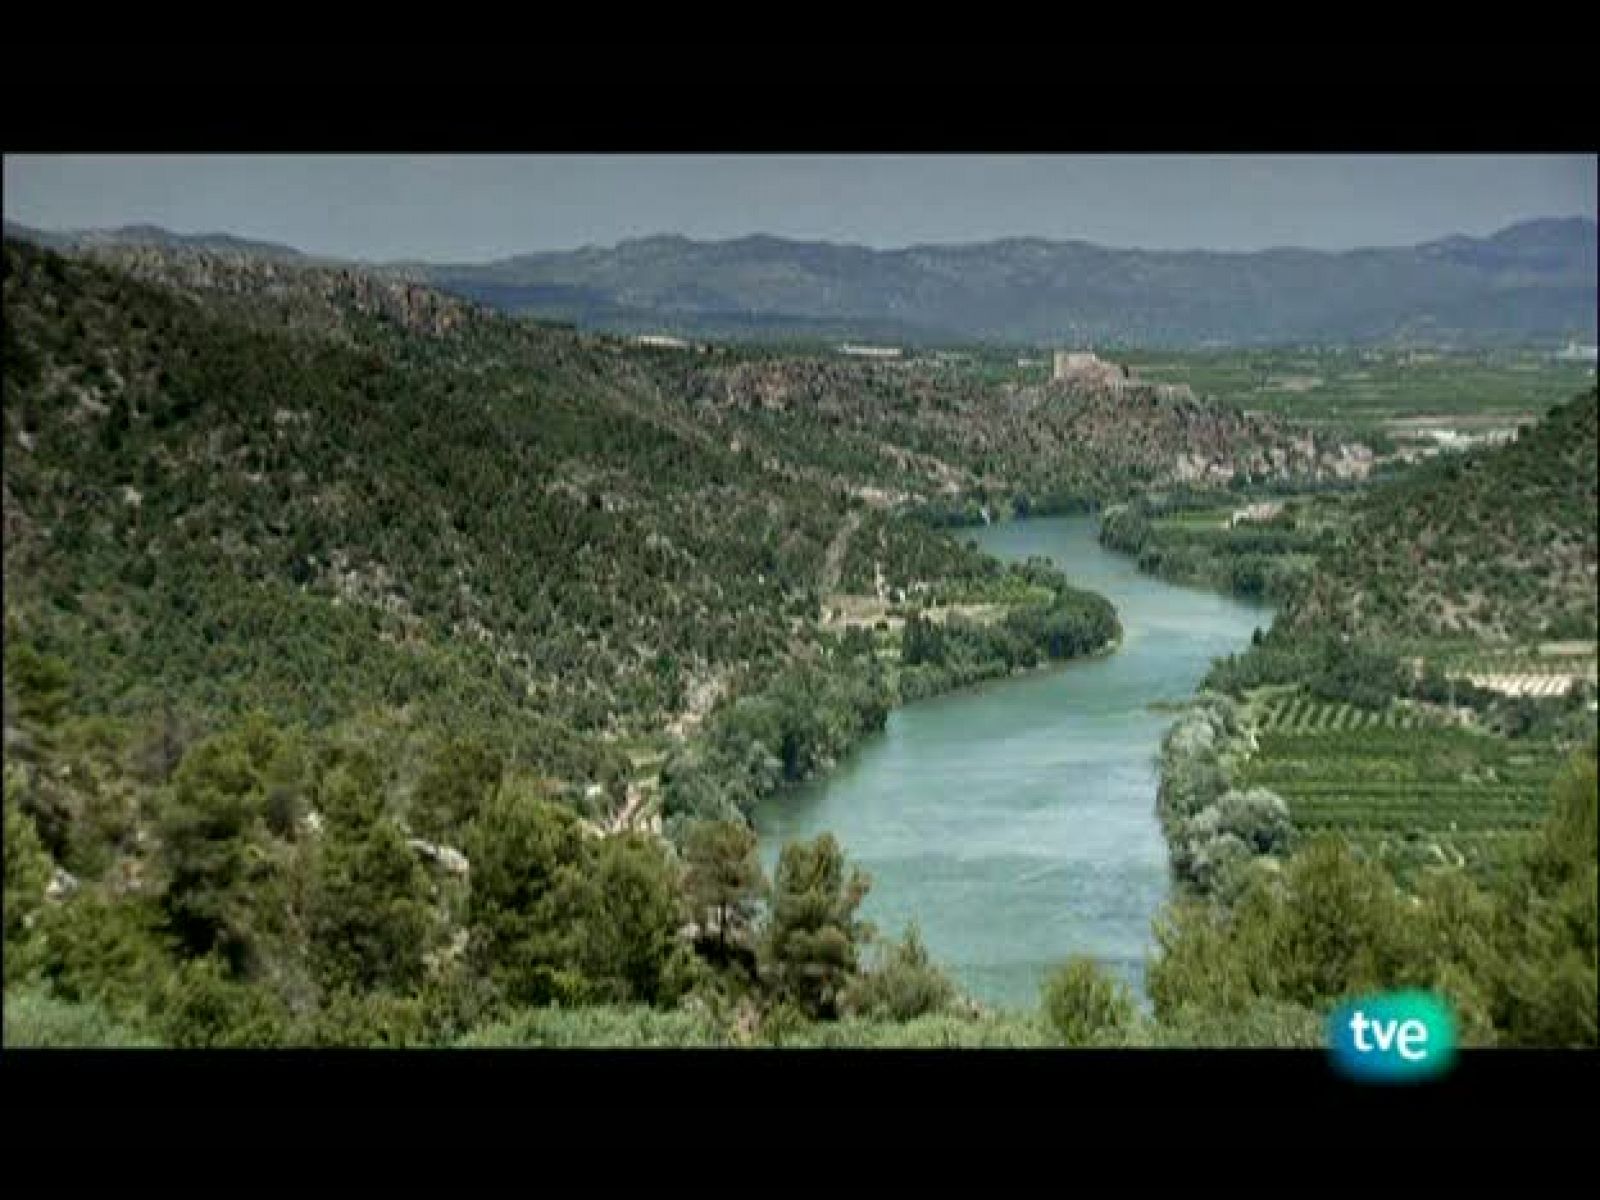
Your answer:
[410,218,1597,347]
[6,217,1593,347]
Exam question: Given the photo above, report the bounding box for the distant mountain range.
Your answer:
[6,216,1595,348]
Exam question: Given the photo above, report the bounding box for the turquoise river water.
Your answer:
[753,515,1270,1010]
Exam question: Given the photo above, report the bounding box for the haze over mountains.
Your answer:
[5,216,1595,348]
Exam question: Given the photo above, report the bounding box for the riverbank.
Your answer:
[754,516,1270,1010]
[656,542,1121,836]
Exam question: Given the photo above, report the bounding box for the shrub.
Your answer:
[3,986,160,1048]
[760,833,871,1019]
[160,955,291,1048]
[3,773,54,982]
[33,889,176,1026]
[841,924,958,1021]
[1154,999,1323,1048]
[456,1005,729,1048]
[1040,956,1137,1046]
[297,988,434,1047]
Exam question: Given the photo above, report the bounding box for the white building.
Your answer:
[1229,501,1286,528]
[636,333,691,350]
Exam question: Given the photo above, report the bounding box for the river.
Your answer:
[753,515,1270,1011]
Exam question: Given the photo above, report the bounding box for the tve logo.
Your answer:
[1327,991,1457,1084]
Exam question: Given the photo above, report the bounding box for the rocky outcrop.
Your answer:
[689,353,1372,502]
[407,838,470,876]
[73,244,488,342]
[45,866,80,902]
[424,928,471,976]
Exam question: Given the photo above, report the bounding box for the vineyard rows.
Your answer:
[1254,696,1426,733]
[1239,723,1561,859]
[1446,653,1597,677]
[1460,673,1589,698]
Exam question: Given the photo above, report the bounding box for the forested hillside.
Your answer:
[675,355,1371,518]
[1146,391,1598,1048]
[0,237,1130,1047]
[1288,388,1597,642]
[3,236,1593,1050]
[3,238,851,783]
[3,236,1361,793]
[1148,662,1596,1046]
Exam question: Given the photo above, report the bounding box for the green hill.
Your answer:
[3,236,1593,1053]
[0,241,847,781]
[1288,388,1598,642]
[0,238,1134,796]
[0,236,1131,1049]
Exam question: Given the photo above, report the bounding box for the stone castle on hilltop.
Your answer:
[1052,348,1194,401]
[1052,349,1127,388]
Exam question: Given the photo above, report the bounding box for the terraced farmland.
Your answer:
[1252,692,1437,733]
[1442,644,1598,698]
[1462,673,1593,699]
[1443,643,1597,672]
[1238,719,1563,881]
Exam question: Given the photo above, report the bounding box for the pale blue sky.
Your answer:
[4,154,1595,262]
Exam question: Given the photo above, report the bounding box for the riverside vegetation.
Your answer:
[1149,390,1597,1046]
[3,236,1594,1047]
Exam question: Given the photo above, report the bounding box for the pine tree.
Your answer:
[464,783,592,1007]
[308,811,438,996]
[580,833,688,1006]
[682,817,766,959]
[760,833,871,1019]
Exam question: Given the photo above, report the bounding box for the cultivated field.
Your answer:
[1122,347,1595,420]
[1252,693,1436,733]
[1440,643,1598,698]
[1238,704,1564,881]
